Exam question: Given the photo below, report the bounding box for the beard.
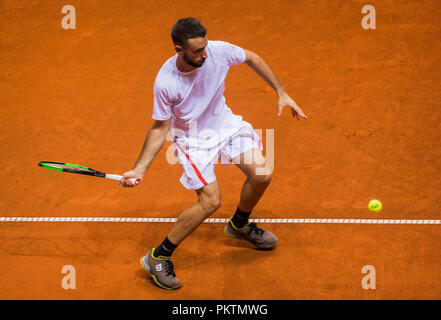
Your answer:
[183,52,205,68]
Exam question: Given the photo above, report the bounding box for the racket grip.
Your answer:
[106,174,140,186]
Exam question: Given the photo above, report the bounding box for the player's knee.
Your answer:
[200,195,221,214]
[208,197,221,213]
[251,171,272,186]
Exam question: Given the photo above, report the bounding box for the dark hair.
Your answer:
[171,17,207,46]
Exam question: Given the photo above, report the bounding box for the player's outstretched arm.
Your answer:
[243,49,307,120]
[120,119,171,187]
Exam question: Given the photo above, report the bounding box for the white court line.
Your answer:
[0,217,440,225]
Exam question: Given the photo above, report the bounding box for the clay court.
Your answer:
[1,0,440,299]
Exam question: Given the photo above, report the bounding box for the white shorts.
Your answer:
[172,120,263,190]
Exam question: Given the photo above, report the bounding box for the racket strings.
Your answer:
[39,162,95,174]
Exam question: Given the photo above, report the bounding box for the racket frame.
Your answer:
[38,161,139,185]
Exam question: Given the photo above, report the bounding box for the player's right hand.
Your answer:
[119,169,144,188]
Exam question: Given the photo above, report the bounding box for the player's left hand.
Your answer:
[277,93,307,120]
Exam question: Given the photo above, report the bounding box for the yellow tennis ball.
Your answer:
[368,199,382,212]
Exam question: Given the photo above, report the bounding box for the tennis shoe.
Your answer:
[140,249,181,290]
[224,218,278,249]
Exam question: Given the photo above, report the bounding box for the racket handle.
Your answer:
[106,174,140,186]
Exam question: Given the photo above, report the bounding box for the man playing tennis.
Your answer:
[120,17,307,290]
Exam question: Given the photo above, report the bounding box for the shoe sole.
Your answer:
[224,224,278,249]
[139,256,181,290]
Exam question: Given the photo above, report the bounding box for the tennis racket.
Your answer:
[38,161,139,185]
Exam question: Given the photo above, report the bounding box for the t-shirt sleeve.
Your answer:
[152,82,172,120]
[217,41,246,67]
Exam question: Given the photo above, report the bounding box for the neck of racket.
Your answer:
[106,174,139,186]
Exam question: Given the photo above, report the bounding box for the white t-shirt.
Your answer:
[152,40,246,146]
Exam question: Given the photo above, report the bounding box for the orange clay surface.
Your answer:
[1,0,441,299]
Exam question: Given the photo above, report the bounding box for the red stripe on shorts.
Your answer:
[173,139,208,186]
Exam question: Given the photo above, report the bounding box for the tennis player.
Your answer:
[120,17,307,290]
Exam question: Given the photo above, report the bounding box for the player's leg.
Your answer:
[233,147,272,213]
[140,180,221,290]
[167,180,221,245]
[224,147,278,249]
[141,136,222,289]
